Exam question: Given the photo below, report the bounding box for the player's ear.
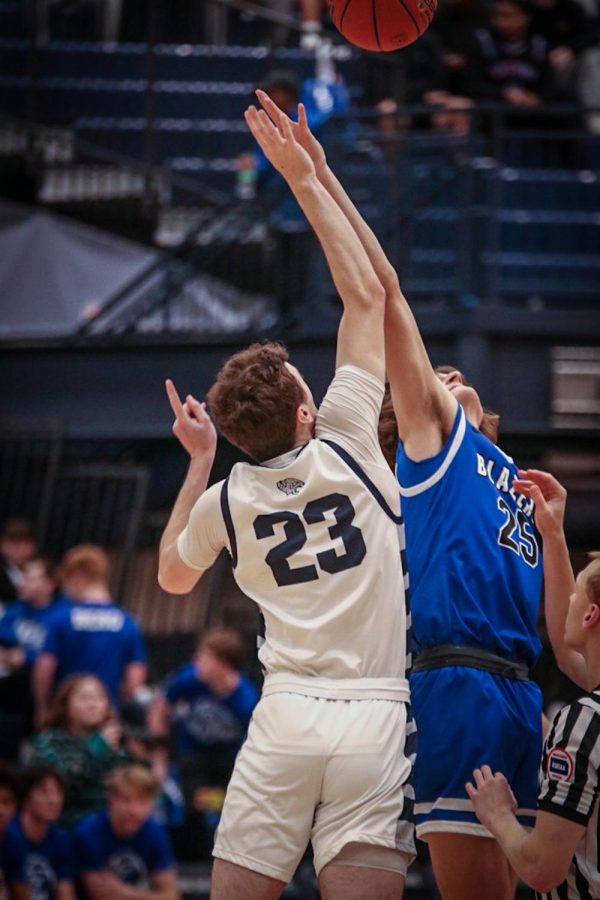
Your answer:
[296,403,314,425]
[583,603,600,629]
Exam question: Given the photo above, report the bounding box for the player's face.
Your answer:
[285,363,318,421]
[565,566,596,649]
[68,678,109,731]
[109,787,154,838]
[436,368,484,427]
[26,777,64,823]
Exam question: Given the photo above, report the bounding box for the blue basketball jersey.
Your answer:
[396,404,542,666]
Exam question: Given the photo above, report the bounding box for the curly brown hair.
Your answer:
[207,342,307,461]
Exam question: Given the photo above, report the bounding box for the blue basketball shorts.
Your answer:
[410,665,542,839]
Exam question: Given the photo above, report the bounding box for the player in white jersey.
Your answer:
[467,470,600,898]
[158,103,414,900]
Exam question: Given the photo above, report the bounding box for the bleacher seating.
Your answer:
[0,30,599,321]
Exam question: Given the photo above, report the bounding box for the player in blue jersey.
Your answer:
[255,93,544,900]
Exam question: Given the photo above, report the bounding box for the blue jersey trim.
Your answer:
[321,439,403,525]
[220,479,238,568]
[396,404,466,496]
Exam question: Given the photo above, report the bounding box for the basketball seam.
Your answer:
[395,0,422,39]
[372,0,383,51]
[339,0,354,33]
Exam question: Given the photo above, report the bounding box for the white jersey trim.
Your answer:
[262,672,410,702]
[397,407,466,498]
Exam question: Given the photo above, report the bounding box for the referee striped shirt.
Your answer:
[536,686,600,900]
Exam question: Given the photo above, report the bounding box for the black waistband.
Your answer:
[412,644,530,681]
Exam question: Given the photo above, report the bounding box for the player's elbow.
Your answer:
[527,857,570,893]
[353,278,386,312]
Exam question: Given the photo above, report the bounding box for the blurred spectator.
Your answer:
[362,30,446,110]
[31,675,133,828]
[299,0,325,49]
[462,0,562,108]
[431,0,489,95]
[33,545,147,728]
[148,628,258,795]
[7,766,74,900]
[0,557,64,761]
[0,768,27,900]
[0,519,37,606]
[72,765,180,900]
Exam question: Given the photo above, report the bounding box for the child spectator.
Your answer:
[148,628,258,792]
[73,765,180,900]
[0,768,27,900]
[0,519,37,605]
[7,766,74,900]
[31,675,132,827]
[33,545,147,726]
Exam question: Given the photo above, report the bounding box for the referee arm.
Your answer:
[466,766,585,893]
[514,469,588,688]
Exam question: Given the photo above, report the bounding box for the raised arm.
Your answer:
[157,381,217,595]
[513,469,587,688]
[245,104,385,381]
[256,91,456,457]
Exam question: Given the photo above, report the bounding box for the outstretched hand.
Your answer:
[513,468,567,538]
[244,103,316,185]
[466,765,518,833]
[165,379,217,460]
[255,90,327,173]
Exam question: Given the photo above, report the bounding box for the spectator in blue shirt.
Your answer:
[73,765,180,900]
[7,766,74,900]
[148,628,258,790]
[0,767,27,900]
[0,556,65,758]
[33,545,147,728]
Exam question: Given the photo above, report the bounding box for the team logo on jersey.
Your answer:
[547,747,574,782]
[276,478,304,495]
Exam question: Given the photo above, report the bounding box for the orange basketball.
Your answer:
[327,0,437,52]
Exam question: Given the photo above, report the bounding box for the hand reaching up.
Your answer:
[244,104,316,187]
[256,90,327,174]
[165,379,217,460]
[513,468,567,538]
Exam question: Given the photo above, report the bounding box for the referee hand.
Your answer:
[466,765,518,832]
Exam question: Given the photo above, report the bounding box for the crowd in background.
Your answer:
[0,517,260,899]
[24,0,600,133]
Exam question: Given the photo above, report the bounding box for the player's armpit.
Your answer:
[384,280,456,458]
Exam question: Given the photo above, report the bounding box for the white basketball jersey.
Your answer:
[178,366,409,700]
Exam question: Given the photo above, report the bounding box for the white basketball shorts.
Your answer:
[213,691,415,883]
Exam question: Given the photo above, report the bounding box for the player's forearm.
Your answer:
[541,526,587,687]
[158,455,213,587]
[291,174,384,310]
[317,163,398,288]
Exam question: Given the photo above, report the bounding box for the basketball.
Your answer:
[327,0,437,52]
